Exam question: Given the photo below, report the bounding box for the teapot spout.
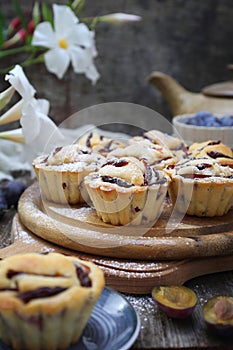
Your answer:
[148,71,203,116]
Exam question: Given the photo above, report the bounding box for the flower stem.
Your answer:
[20,53,45,67]
[0,45,36,58]
[0,50,45,74]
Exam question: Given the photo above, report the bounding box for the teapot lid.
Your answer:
[202,64,233,97]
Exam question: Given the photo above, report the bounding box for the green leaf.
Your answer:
[42,2,53,25]
[12,0,28,33]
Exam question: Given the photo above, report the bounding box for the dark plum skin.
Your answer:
[0,193,8,218]
[203,296,233,338]
[152,286,198,319]
[0,179,26,211]
[181,111,233,127]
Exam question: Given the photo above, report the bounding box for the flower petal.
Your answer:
[53,4,78,37]
[0,86,15,111]
[70,46,99,84]
[85,62,100,85]
[72,23,94,48]
[0,128,24,143]
[21,100,64,152]
[32,22,56,49]
[0,99,24,125]
[37,98,50,115]
[21,100,40,143]
[70,46,92,73]
[44,48,70,79]
[5,65,36,100]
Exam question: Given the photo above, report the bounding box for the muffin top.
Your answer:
[129,130,188,162]
[143,129,185,151]
[77,132,125,156]
[46,144,91,165]
[166,158,233,179]
[130,129,186,151]
[77,132,108,148]
[189,140,233,167]
[86,157,168,189]
[99,157,146,186]
[108,143,173,166]
[33,144,106,172]
[0,252,105,311]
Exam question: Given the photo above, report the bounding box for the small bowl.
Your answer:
[173,113,233,147]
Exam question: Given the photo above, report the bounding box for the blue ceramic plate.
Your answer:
[0,287,140,350]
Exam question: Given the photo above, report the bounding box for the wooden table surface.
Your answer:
[0,208,233,350]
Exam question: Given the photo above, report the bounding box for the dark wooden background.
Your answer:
[1,0,233,125]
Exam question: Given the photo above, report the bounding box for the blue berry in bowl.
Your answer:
[181,112,233,128]
[220,115,233,127]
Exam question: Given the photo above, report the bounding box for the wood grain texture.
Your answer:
[0,213,233,347]
[128,270,233,349]
[17,182,233,261]
[1,214,233,295]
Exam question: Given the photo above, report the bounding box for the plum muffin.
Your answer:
[188,140,233,168]
[84,157,169,225]
[77,131,125,156]
[129,130,188,168]
[107,142,175,170]
[129,129,188,162]
[0,252,105,350]
[32,144,106,204]
[165,158,233,217]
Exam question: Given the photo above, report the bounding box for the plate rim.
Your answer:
[79,286,141,350]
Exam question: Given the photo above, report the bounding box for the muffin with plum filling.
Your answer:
[77,131,126,157]
[0,252,105,350]
[129,129,188,162]
[188,140,233,168]
[165,158,233,217]
[32,144,106,205]
[107,142,175,170]
[84,157,169,225]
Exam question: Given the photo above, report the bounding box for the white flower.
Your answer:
[20,98,65,153]
[5,64,36,100]
[0,65,36,125]
[0,86,15,111]
[0,64,65,153]
[32,4,99,83]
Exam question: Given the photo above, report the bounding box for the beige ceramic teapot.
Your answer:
[148,69,233,117]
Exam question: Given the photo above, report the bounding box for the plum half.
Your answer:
[151,285,197,319]
[203,296,233,337]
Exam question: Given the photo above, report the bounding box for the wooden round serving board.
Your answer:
[1,214,233,294]
[16,182,233,261]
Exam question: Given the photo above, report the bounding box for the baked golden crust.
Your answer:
[84,157,169,225]
[77,132,126,156]
[189,140,233,167]
[0,252,105,350]
[107,142,175,169]
[165,158,233,217]
[143,130,185,151]
[129,129,188,165]
[32,144,106,204]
